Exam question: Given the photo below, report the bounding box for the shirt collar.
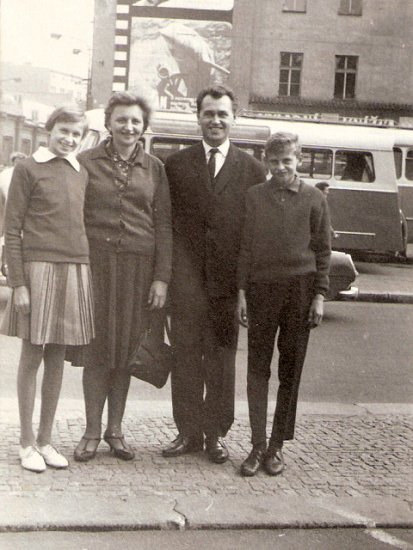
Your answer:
[269,175,301,193]
[32,146,80,172]
[202,139,230,158]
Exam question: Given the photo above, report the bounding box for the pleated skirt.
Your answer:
[1,262,95,346]
[66,245,154,371]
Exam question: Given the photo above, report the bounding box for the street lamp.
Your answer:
[50,34,93,110]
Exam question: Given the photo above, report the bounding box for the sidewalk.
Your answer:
[0,249,412,531]
[1,399,412,531]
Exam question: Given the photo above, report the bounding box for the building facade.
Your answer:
[89,0,412,122]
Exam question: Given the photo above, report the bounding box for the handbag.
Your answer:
[128,312,172,389]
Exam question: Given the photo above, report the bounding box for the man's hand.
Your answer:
[237,289,249,328]
[308,293,324,328]
[148,280,168,310]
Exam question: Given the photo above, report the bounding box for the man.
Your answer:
[163,85,266,463]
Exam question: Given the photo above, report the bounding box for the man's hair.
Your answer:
[265,132,301,156]
[196,85,237,115]
[45,106,88,138]
[104,91,152,133]
[315,181,330,191]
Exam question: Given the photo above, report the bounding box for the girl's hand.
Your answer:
[148,280,168,310]
[237,289,249,328]
[13,285,30,315]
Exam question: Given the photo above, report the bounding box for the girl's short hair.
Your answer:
[265,132,302,156]
[104,92,152,133]
[45,106,88,138]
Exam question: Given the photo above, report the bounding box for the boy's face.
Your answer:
[265,144,300,187]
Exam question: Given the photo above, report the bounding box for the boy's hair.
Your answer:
[45,106,88,138]
[10,151,28,164]
[265,132,301,156]
[104,91,152,133]
[196,85,237,115]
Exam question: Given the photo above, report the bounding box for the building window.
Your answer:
[282,0,307,13]
[338,0,362,15]
[279,52,303,97]
[334,55,357,99]
[21,139,31,156]
[2,136,13,165]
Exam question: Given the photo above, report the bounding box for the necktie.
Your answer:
[208,148,219,184]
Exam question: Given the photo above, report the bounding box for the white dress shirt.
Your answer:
[202,139,230,178]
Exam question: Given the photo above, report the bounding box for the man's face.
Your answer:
[197,94,235,147]
[265,145,300,187]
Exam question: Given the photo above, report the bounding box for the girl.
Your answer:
[1,106,95,472]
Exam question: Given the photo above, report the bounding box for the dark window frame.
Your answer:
[282,0,307,13]
[279,52,303,97]
[334,55,358,99]
[338,0,363,15]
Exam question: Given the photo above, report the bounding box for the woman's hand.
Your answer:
[308,294,324,328]
[237,289,249,328]
[148,280,168,310]
[13,285,30,315]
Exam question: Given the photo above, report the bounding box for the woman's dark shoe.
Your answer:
[104,435,135,460]
[74,437,101,462]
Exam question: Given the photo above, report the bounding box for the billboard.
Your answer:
[115,0,234,111]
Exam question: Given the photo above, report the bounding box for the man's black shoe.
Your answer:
[240,448,265,477]
[206,436,229,464]
[263,449,285,476]
[162,435,204,457]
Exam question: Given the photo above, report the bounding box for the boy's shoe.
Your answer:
[37,444,69,469]
[240,448,265,477]
[263,449,285,476]
[19,446,46,473]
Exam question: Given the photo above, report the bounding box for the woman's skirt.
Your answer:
[1,262,95,346]
[66,246,154,371]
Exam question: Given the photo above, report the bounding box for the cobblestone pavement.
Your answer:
[1,409,411,502]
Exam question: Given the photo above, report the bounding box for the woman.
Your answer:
[72,92,172,461]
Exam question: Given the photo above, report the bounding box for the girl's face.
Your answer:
[107,105,144,151]
[48,121,84,157]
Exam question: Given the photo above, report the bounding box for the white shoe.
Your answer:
[37,444,69,469]
[19,446,46,473]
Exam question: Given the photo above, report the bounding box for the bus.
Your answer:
[81,109,406,257]
[392,127,413,243]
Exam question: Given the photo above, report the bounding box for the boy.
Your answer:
[237,132,331,476]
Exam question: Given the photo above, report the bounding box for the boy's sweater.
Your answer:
[237,176,331,296]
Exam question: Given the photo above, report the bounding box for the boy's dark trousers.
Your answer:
[246,275,314,451]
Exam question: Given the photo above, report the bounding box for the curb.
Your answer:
[1,495,412,532]
[338,289,413,304]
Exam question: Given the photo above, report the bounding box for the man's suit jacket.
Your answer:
[165,142,266,299]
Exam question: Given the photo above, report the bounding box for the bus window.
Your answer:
[406,149,413,181]
[393,147,403,179]
[336,151,375,182]
[151,137,199,163]
[299,148,333,179]
[233,143,264,161]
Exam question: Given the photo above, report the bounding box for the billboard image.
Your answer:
[127,1,233,110]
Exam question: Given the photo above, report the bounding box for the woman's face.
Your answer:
[107,104,144,150]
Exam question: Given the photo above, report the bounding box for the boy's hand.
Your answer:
[148,280,168,310]
[308,294,324,328]
[13,285,31,315]
[237,289,249,328]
